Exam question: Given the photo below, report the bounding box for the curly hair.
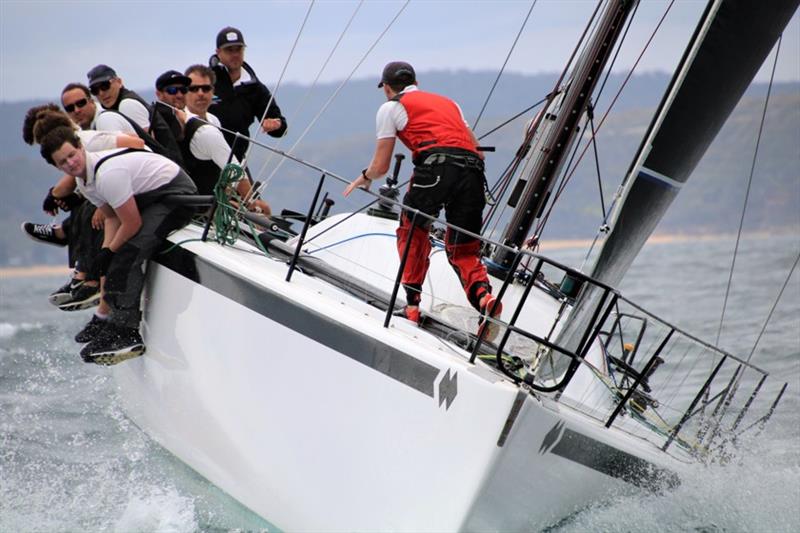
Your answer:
[22,103,61,145]
[40,126,81,166]
[32,111,75,145]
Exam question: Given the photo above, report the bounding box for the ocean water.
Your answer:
[1,234,798,532]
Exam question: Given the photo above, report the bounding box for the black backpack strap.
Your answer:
[93,148,145,175]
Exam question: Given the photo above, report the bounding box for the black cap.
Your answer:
[155,70,191,90]
[87,64,117,86]
[378,61,416,88]
[216,26,246,49]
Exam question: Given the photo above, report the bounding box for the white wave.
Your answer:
[114,486,198,533]
[552,433,800,533]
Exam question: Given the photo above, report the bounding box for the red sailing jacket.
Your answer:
[395,90,478,160]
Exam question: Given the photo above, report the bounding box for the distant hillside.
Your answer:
[1,71,798,266]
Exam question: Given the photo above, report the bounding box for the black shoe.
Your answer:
[21,222,67,247]
[49,278,83,306]
[58,283,101,311]
[80,324,145,366]
[75,315,108,343]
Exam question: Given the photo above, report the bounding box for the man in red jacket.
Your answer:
[345,61,502,339]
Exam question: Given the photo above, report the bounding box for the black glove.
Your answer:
[60,193,84,211]
[90,248,115,278]
[42,187,59,215]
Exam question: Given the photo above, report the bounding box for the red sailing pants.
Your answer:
[396,153,491,311]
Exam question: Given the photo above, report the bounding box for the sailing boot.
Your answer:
[74,315,109,343]
[58,282,101,311]
[477,293,503,343]
[49,278,83,306]
[80,323,145,365]
[393,305,421,325]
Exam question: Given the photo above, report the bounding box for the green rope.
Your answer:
[211,164,270,255]
[213,164,246,245]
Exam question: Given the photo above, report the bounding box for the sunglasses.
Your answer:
[164,86,188,95]
[187,84,214,93]
[64,98,89,113]
[90,81,112,95]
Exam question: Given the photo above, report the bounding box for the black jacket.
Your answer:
[209,57,287,159]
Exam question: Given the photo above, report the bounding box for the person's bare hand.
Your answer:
[91,208,106,230]
[261,118,282,132]
[344,174,371,197]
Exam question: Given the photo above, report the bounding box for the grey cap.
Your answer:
[87,64,117,86]
[378,61,415,88]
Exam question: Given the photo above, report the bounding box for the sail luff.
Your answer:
[589,0,799,288]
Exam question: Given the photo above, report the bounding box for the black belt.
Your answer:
[415,148,483,170]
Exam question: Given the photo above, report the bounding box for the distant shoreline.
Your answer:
[1,265,71,279]
[2,232,769,280]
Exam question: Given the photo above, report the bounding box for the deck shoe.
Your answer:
[81,324,145,366]
[49,278,83,306]
[477,294,503,343]
[58,282,101,311]
[21,222,67,247]
[75,315,108,343]
[394,305,421,325]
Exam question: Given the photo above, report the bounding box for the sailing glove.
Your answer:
[42,188,60,214]
[91,248,115,278]
[42,188,83,214]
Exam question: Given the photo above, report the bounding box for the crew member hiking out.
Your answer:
[39,126,197,365]
[209,26,287,161]
[344,61,503,340]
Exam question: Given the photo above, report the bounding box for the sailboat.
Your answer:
[111,0,797,530]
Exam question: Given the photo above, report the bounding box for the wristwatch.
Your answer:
[361,168,369,181]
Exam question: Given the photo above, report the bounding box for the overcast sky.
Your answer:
[1,0,798,103]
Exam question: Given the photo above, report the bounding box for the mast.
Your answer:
[491,0,638,270]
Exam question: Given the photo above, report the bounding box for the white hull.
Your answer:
[113,216,689,531]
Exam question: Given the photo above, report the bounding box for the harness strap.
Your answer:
[93,148,145,174]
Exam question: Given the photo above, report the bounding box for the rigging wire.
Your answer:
[244,0,316,170]
[252,0,412,200]
[476,95,549,141]
[248,0,365,197]
[588,109,606,220]
[532,0,676,241]
[715,36,782,346]
[745,250,800,364]
[472,0,537,131]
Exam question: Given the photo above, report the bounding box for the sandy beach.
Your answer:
[1,265,71,279]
